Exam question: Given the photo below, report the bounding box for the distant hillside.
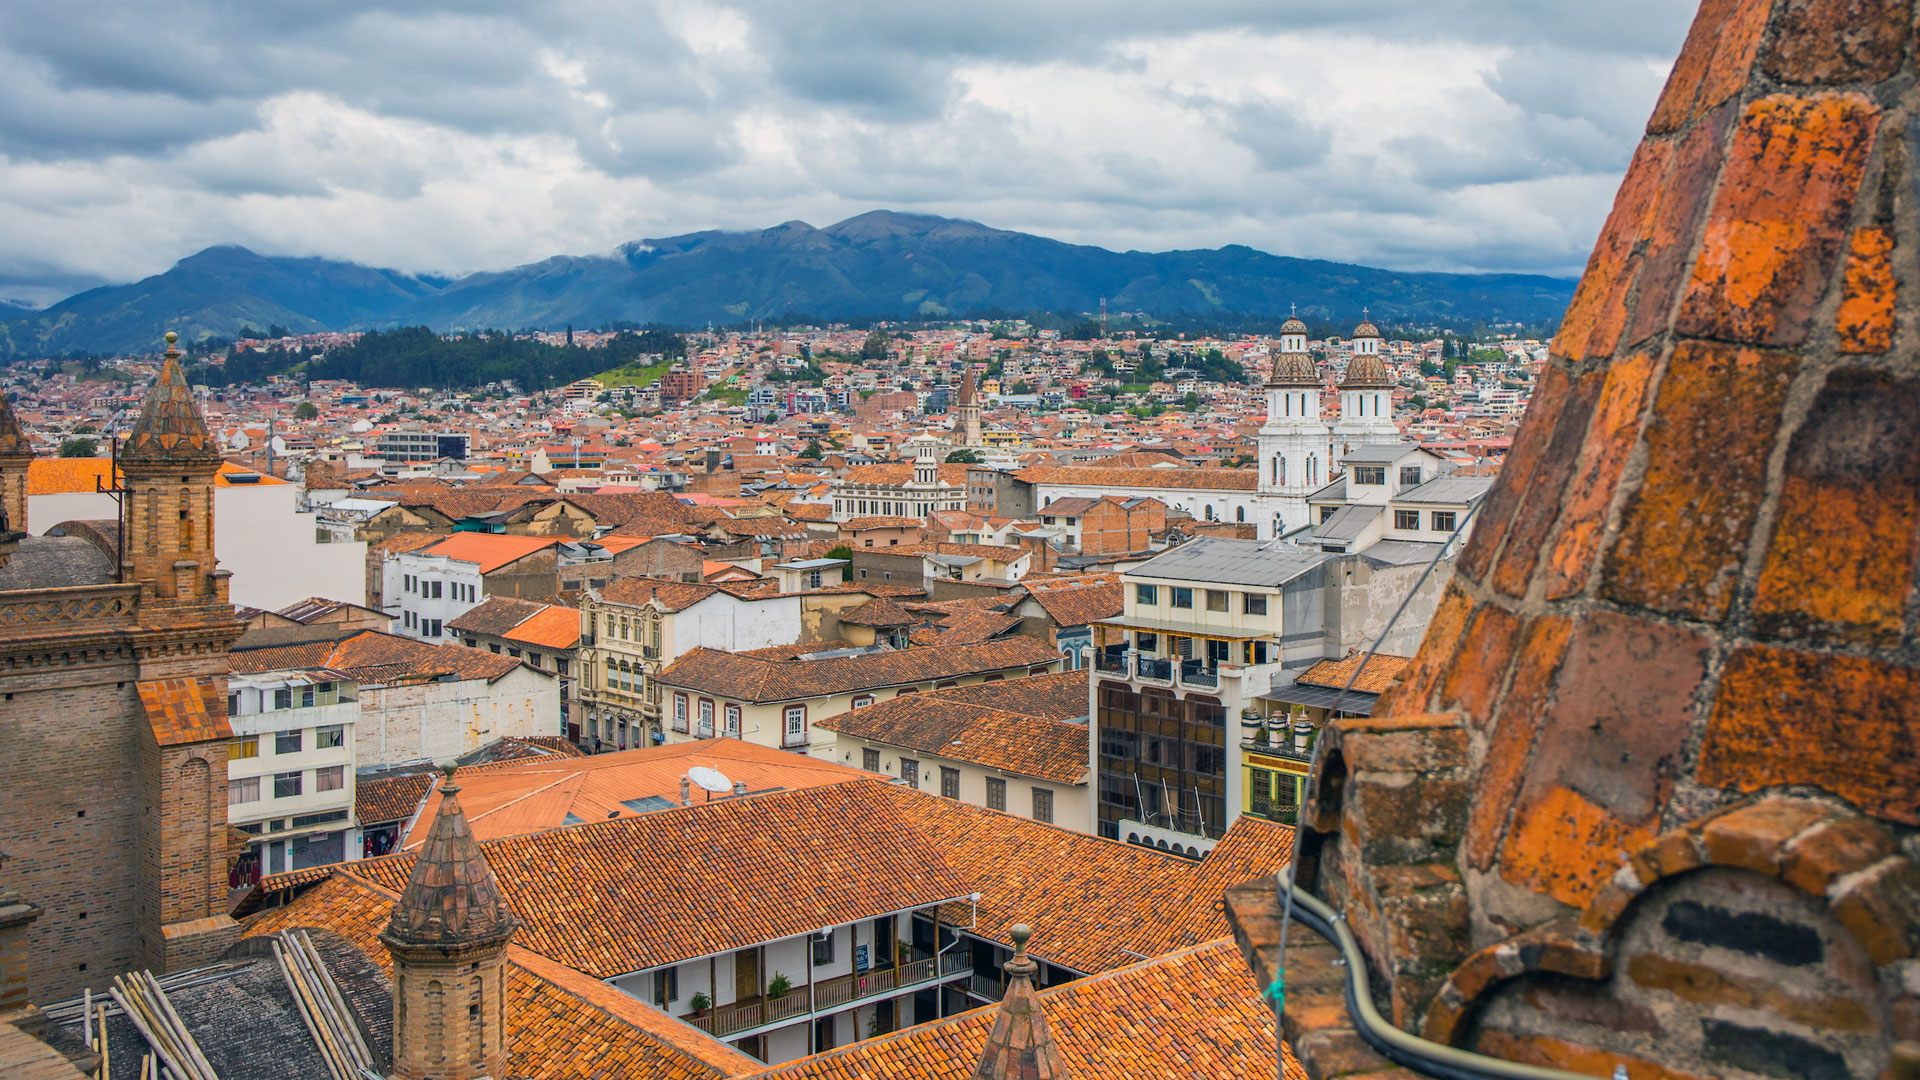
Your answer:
[4,212,1576,357]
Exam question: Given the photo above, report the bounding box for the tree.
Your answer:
[826,544,855,582]
[945,448,981,464]
[1182,390,1201,411]
[860,328,891,360]
[799,440,824,460]
[293,401,318,420]
[59,438,96,458]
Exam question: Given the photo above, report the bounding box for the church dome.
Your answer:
[1341,353,1391,388]
[1268,351,1319,386]
[1279,315,1309,335]
[1351,317,1381,339]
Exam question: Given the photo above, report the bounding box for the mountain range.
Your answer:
[1,211,1576,357]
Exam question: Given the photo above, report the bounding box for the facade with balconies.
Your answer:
[611,910,978,1063]
[225,672,360,879]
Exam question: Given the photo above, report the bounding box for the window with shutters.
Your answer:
[900,758,919,786]
[986,778,1006,811]
[862,748,881,772]
[940,766,960,799]
[1032,788,1054,823]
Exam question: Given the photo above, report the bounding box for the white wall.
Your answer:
[29,484,367,611]
[384,553,484,643]
[354,665,558,768]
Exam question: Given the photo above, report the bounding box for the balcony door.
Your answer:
[736,946,761,1003]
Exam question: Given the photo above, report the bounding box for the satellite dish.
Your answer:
[687,766,733,794]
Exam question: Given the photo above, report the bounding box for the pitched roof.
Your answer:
[447,595,550,637]
[840,595,917,627]
[915,669,1089,721]
[1022,581,1122,629]
[241,874,760,1080]
[351,780,973,977]
[658,637,1062,703]
[422,533,562,573]
[397,738,874,849]
[748,938,1301,1080]
[355,771,436,826]
[231,628,527,685]
[504,604,581,650]
[138,676,231,746]
[1015,466,1259,492]
[600,577,720,611]
[817,687,1089,785]
[1293,652,1412,695]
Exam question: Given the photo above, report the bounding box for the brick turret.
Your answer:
[381,766,517,1080]
[0,389,34,537]
[120,332,227,612]
[1254,3,1920,1077]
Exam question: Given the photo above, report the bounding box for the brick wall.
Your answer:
[0,661,146,1002]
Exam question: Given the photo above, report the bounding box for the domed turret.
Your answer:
[1351,312,1381,340]
[1279,314,1309,336]
[1268,351,1319,386]
[1341,353,1391,388]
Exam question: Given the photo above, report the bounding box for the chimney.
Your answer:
[731,780,748,797]
[680,776,691,806]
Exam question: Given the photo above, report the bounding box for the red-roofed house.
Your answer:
[382,533,565,643]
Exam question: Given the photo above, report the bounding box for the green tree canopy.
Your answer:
[798,440,824,460]
[860,328,891,360]
[293,401,318,420]
[945,448,982,464]
[58,438,96,458]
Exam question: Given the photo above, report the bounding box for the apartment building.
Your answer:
[1085,535,1449,854]
[225,671,359,879]
[1035,495,1166,555]
[816,671,1090,828]
[374,429,469,463]
[382,533,562,642]
[448,596,583,740]
[654,637,1062,756]
[578,579,802,750]
[1300,443,1493,556]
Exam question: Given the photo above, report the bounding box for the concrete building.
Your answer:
[1300,444,1494,556]
[373,429,469,463]
[224,671,359,877]
[383,533,562,643]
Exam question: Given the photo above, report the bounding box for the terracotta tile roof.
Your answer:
[1129,815,1297,957]
[840,515,923,530]
[1014,466,1259,491]
[138,677,232,746]
[447,595,549,637]
[748,938,1301,1080]
[658,637,1061,703]
[352,780,973,977]
[242,874,758,1080]
[423,533,562,573]
[890,541,1029,563]
[817,691,1089,785]
[397,739,873,849]
[840,596,917,627]
[369,531,446,557]
[600,577,720,611]
[785,503,833,522]
[1022,581,1123,629]
[920,669,1090,720]
[1293,652,1412,695]
[913,610,1024,646]
[355,771,436,826]
[873,787,1203,973]
[506,945,763,1080]
[504,604,581,650]
[26,457,114,495]
[231,629,527,685]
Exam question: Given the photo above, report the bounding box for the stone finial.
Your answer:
[971,922,1068,1080]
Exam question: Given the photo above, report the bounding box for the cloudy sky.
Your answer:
[0,1,1694,306]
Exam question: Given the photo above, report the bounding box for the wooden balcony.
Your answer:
[683,950,970,1039]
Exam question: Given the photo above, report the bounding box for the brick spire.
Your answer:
[971,924,1067,1080]
[382,766,517,950]
[0,387,32,460]
[120,332,219,466]
[1279,1,1920,1076]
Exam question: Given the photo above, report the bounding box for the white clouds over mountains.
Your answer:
[0,0,1692,305]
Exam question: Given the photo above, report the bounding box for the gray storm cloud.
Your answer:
[0,0,1693,305]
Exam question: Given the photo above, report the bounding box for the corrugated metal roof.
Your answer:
[1396,475,1496,504]
[1130,537,1330,587]
[1312,503,1381,542]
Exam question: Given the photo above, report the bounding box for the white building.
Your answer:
[1301,444,1494,557]
[226,671,359,877]
[28,459,366,610]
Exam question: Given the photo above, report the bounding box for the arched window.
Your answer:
[1274,455,1285,486]
[1236,506,1245,523]
[469,976,485,1065]
[1205,505,1216,522]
